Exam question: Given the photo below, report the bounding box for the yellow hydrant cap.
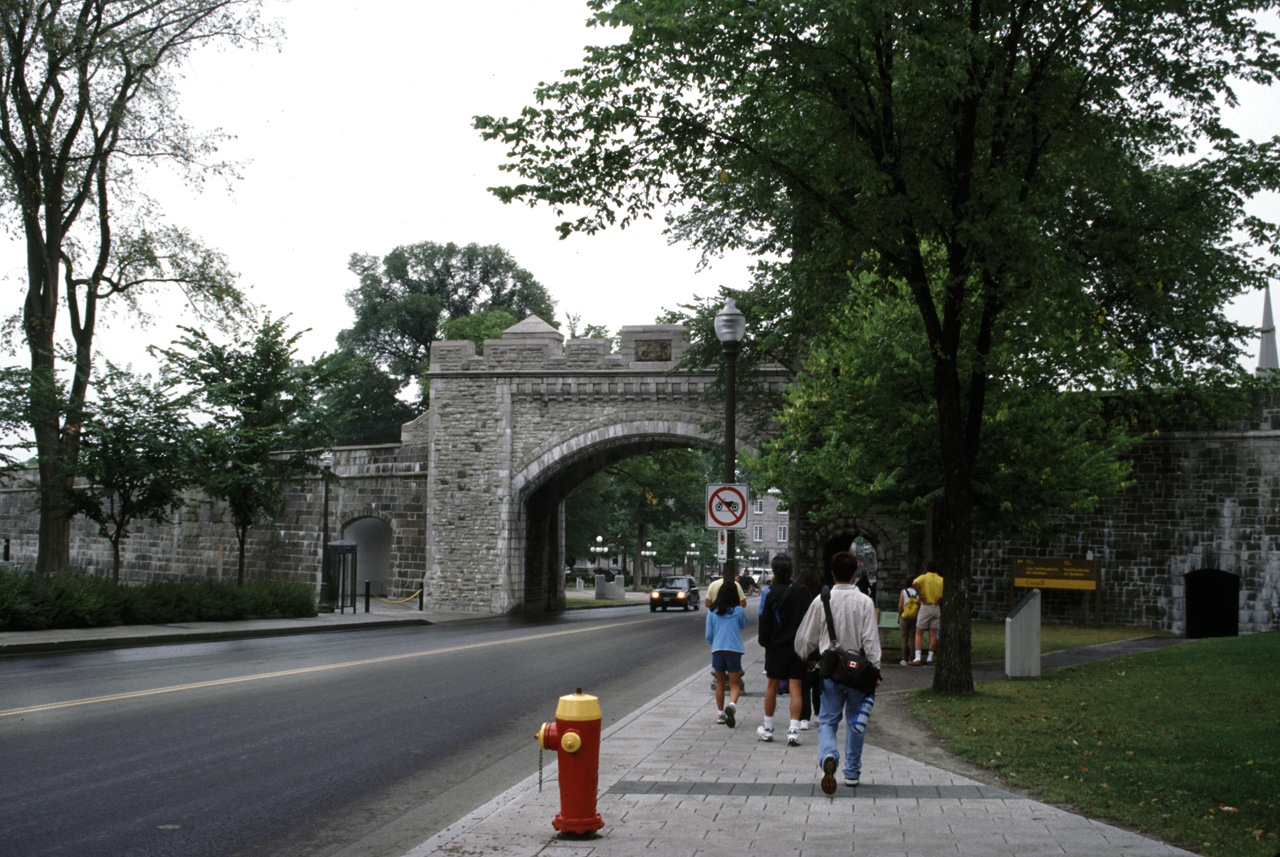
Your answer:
[555,690,601,722]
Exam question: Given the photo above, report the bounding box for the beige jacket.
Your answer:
[793,583,882,668]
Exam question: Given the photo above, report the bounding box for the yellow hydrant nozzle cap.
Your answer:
[561,731,582,753]
[554,689,602,722]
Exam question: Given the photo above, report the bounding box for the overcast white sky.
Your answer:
[98,0,754,366]
[4,0,1279,371]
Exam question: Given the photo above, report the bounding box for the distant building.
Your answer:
[745,488,789,575]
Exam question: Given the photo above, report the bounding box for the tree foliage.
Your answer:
[158,316,339,586]
[315,349,417,446]
[478,0,1280,692]
[0,0,272,573]
[339,242,557,405]
[564,449,716,576]
[66,363,197,581]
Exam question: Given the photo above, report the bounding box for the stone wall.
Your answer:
[971,396,1280,635]
[0,443,429,597]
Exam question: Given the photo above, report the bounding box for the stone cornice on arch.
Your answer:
[338,508,395,530]
[513,416,756,497]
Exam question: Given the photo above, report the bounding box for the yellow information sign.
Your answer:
[1011,558,1100,591]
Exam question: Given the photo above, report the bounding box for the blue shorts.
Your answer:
[711,652,743,674]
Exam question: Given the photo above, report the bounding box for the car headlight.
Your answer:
[650,591,660,599]
[676,591,686,599]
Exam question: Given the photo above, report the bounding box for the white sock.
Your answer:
[914,650,922,661]
[789,719,801,732]
[763,716,774,730]
[927,652,934,662]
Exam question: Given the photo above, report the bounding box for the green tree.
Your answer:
[440,308,518,354]
[564,448,716,585]
[66,363,197,581]
[753,278,1138,539]
[0,0,271,574]
[339,242,558,405]
[316,349,417,446]
[477,0,1280,692]
[158,316,338,586]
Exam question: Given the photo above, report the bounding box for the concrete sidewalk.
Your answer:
[408,642,1195,857]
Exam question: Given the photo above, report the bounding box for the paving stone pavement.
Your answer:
[405,645,1197,857]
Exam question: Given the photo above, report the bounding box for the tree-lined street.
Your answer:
[0,606,711,857]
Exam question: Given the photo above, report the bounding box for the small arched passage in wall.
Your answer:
[513,420,741,614]
[806,516,908,612]
[1184,568,1239,638]
[341,515,394,596]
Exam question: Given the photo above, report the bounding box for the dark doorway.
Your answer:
[1184,568,1239,638]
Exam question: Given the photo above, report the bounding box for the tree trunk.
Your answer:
[110,536,123,583]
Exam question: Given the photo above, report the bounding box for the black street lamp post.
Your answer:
[319,452,334,612]
[714,297,747,590]
[641,540,657,586]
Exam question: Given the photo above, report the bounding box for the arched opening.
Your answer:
[517,430,721,614]
[1184,568,1239,638]
[342,516,393,596]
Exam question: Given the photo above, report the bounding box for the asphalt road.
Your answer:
[0,604,715,857]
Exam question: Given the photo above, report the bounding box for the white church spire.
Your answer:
[1258,286,1278,373]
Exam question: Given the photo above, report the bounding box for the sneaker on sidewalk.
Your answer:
[724,702,736,728]
[899,659,908,666]
[821,756,838,795]
[716,711,727,724]
[844,776,860,787]
[799,720,810,731]
[786,727,801,747]
[756,725,774,742]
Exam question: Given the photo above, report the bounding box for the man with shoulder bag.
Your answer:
[794,551,882,794]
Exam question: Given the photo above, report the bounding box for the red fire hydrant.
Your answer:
[535,687,604,835]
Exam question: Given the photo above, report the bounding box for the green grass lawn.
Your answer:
[909,632,1279,857]
[884,620,1170,662]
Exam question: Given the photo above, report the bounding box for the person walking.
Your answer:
[897,578,919,666]
[755,555,813,747]
[911,561,944,665]
[793,566,825,729]
[794,551,881,793]
[705,577,747,727]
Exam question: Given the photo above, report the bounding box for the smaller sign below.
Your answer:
[717,530,728,561]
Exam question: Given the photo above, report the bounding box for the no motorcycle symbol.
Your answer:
[705,483,750,530]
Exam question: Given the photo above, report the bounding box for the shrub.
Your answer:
[0,569,317,631]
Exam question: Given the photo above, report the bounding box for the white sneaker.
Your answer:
[716,711,727,724]
[799,720,810,731]
[756,725,774,742]
[786,727,801,747]
[724,702,736,728]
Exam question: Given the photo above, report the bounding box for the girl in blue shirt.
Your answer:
[705,578,748,727]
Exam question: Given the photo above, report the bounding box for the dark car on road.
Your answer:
[649,575,700,612]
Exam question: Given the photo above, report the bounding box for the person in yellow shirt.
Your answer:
[910,561,944,665]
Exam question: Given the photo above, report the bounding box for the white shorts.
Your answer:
[915,603,941,631]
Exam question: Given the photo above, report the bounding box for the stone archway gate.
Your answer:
[417,316,790,614]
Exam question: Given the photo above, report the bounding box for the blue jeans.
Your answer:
[818,678,867,780]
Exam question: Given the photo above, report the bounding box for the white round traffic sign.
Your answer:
[706,484,748,529]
